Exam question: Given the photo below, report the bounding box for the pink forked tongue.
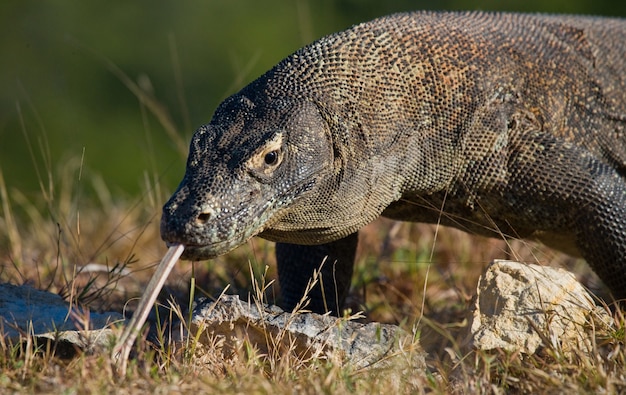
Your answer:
[112,244,185,373]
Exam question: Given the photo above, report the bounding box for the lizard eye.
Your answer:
[264,150,280,166]
[246,133,285,179]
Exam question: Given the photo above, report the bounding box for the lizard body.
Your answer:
[161,11,626,313]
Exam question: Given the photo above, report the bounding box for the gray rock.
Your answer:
[186,294,426,371]
[0,282,123,351]
[466,260,612,355]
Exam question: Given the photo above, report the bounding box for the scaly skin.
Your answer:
[161,11,626,314]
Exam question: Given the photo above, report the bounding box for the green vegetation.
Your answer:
[0,1,625,393]
[2,0,625,197]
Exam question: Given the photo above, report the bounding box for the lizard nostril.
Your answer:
[196,211,213,224]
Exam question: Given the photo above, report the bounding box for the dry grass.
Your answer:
[1,172,625,393]
[1,60,624,394]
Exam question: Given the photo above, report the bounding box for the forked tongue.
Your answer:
[112,243,185,373]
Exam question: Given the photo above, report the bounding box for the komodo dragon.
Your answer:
[160,11,626,314]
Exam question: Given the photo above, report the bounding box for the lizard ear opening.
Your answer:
[312,100,351,172]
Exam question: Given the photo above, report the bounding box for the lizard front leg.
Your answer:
[275,232,358,315]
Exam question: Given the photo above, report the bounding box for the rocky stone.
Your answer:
[466,260,612,356]
[185,294,426,371]
[0,282,124,352]
[4,258,609,366]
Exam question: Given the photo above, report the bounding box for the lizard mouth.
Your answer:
[161,180,311,262]
[164,223,263,261]
[172,243,226,261]
[161,205,266,261]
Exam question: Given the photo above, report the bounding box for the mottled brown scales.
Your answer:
[160,11,626,313]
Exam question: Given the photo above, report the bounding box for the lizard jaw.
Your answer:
[170,241,240,261]
[162,209,278,261]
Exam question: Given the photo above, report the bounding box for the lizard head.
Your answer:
[160,94,335,260]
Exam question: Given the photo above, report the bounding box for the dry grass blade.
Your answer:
[0,169,22,261]
[112,243,184,373]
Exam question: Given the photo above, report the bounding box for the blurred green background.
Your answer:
[1,0,625,203]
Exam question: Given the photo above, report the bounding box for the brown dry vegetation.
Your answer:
[1,167,625,393]
[1,62,625,393]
